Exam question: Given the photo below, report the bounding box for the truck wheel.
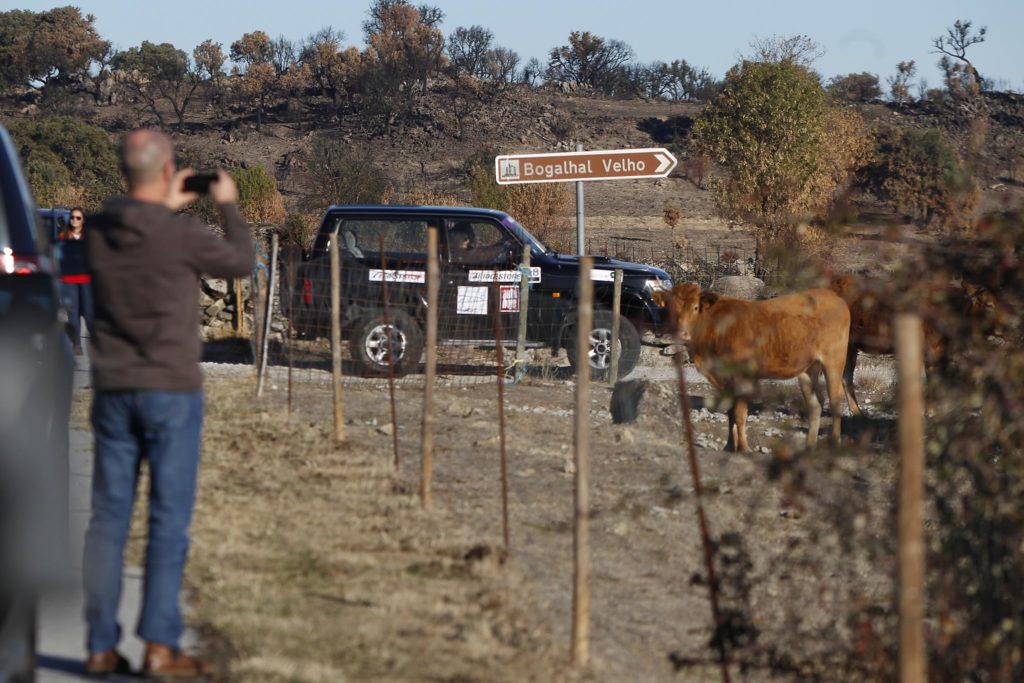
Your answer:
[351,309,423,377]
[566,309,641,380]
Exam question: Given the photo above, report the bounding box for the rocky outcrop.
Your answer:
[199,276,247,340]
[710,275,767,300]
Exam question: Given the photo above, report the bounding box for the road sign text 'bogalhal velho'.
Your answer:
[494,148,677,185]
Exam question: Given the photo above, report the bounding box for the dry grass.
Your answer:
[146,376,578,683]
[851,358,895,396]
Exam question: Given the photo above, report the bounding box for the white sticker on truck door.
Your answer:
[369,269,426,283]
[499,285,519,312]
[457,286,488,315]
[468,268,541,283]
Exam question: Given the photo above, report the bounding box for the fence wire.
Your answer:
[243,221,1022,683]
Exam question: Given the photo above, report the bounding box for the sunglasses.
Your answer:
[70,215,84,221]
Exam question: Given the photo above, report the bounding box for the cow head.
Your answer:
[963,282,1010,337]
[653,283,705,341]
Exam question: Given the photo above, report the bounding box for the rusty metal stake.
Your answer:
[672,345,731,683]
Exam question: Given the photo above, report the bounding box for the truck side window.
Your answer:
[341,219,429,260]
[445,220,516,264]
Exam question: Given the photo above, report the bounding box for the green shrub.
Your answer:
[692,61,869,244]
[231,165,285,224]
[858,127,978,231]
[826,72,882,103]
[7,116,121,208]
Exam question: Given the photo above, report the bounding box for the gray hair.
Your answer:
[121,129,173,187]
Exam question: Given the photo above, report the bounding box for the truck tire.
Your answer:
[351,309,424,377]
[566,309,641,380]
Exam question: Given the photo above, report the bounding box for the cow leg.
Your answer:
[812,365,828,411]
[823,361,846,446]
[798,371,822,449]
[725,404,738,452]
[733,398,749,453]
[843,343,862,416]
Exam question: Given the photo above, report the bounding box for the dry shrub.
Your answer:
[852,207,1024,683]
[682,154,709,189]
[36,183,88,211]
[395,188,464,206]
[232,165,286,225]
[464,148,573,252]
[547,109,577,142]
[794,223,837,263]
[663,201,682,228]
[281,211,320,249]
[503,183,573,252]
[858,126,978,233]
[307,137,391,206]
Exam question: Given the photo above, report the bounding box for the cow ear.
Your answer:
[699,291,719,311]
[652,290,667,308]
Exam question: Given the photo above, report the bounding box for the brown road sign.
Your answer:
[494,147,677,185]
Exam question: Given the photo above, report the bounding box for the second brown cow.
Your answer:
[828,274,1005,415]
[654,284,851,453]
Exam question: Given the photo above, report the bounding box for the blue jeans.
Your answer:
[83,390,204,653]
[60,281,93,349]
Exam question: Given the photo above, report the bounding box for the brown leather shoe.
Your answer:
[84,649,132,675]
[142,642,211,677]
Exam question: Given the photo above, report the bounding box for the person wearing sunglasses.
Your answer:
[57,207,93,355]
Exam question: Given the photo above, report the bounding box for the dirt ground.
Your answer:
[153,340,904,683]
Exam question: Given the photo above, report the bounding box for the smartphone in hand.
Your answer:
[182,174,217,194]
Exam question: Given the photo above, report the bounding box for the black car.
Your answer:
[0,125,74,682]
[283,205,673,378]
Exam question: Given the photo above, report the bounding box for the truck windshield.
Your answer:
[503,216,553,255]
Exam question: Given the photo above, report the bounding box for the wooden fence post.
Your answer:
[421,228,438,508]
[609,269,623,385]
[232,277,246,336]
[330,240,346,443]
[256,233,277,398]
[572,256,593,667]
[251,244,266,371]
[380,236,400,470]
[896,313,926,683]
[516,245,531,365]
[493,279,510,551]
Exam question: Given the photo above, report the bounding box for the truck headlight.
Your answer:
[644,277,672,293]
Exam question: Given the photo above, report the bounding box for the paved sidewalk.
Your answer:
[36,350,197,681]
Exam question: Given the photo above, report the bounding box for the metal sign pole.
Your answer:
[575,143,585,256]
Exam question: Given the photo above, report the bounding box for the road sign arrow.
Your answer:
[654,152,673,175]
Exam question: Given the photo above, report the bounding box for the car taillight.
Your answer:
[302,277,312,305]
[1,248,40,275]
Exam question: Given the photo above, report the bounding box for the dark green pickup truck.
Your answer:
[282,205,673,379]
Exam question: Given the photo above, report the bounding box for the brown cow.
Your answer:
[654,284,851,453]
[828,274,1004,415]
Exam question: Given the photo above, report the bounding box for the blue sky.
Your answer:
[10,0,1024,91]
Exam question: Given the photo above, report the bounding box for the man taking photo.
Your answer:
[83,129,254,677]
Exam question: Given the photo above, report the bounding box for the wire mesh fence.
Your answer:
[238,217,1022,682]
[587,236,774,289]
[259,228,773,397]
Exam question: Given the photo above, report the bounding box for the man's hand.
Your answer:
[209,168,239,205]
[165,168,200,211]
